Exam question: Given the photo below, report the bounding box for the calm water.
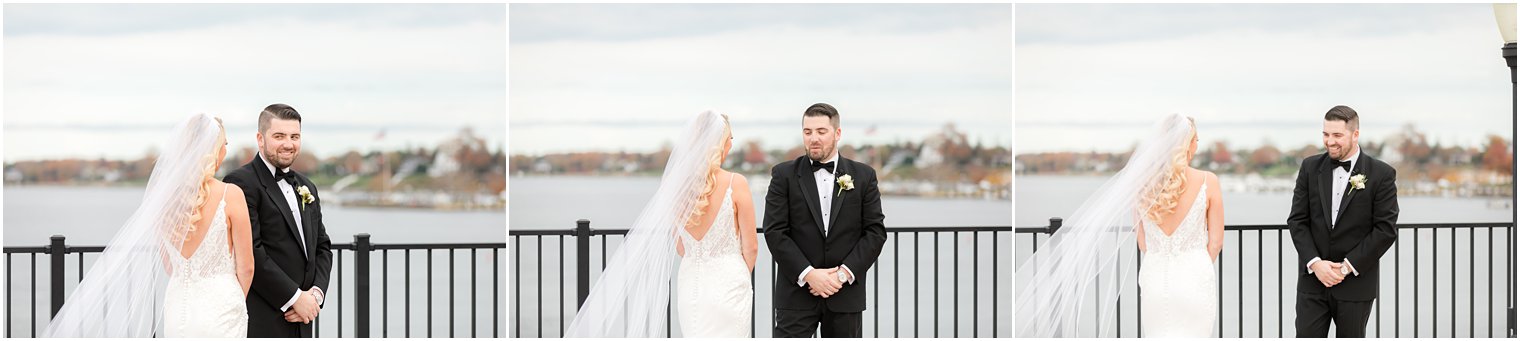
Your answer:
[509,175,1013,229]
[3,185,506,338]
[508,175,1014,337]
[1014,175,1515,337]
[1015,175,1514,227]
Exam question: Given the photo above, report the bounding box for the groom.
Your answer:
[1287,105,1399,337]
[764,103,887,338]
[225,104,334,338]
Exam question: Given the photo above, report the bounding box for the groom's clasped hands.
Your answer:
[283,288,323,324]
[1310,260,1350,288]
[804,267,848,298]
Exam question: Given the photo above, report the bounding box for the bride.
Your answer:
[42,114,255,337]
[565,111,759,337]
[1015,114,1224,337]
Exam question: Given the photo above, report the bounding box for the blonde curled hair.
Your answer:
[1141,116,1196,224]
[177,117,226,247]
[686,114,731,231]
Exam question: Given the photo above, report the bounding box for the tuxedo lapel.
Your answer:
[827,158,849,232]
[254,155,303,248]
[1318,154,1336,229]
[296,177,317,261]
[795,158,827,236]
[1333,152,1368,227]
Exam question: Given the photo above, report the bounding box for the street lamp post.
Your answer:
[1497,4,1516,83]
[1497,3,1517,338]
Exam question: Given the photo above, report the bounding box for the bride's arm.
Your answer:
[224,186,257,296]
[732,175,759,272]
[1205,172,1225,262]
[1135,215,1146,252]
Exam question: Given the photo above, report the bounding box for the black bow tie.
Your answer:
[274,168,298,185]
[1332,159,1352,172]
[810,160,835,174]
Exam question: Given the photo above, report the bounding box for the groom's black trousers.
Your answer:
[1295,290,1374,337]
[774,305,862,338]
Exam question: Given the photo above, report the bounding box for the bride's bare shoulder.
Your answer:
[730,172,750,189]
[1183,168,1219,194]
[215,181,246,205]
[1186,167,1217,180]
[1194,169,1221,189]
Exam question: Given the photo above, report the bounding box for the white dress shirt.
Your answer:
[262,153,323,311]
[1307,148,1360,277]
[814,153,838,235]
[796,153,856,287]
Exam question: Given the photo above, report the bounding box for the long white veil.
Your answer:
[41,113,224,337]
[564,110,729,337]
[1014,113,1195,337]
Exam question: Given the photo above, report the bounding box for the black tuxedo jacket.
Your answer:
[224,154,333,337]
[1286,151,1399,301]
[763,155,888,312]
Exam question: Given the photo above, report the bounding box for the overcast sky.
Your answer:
[1016,3,1514,154]
[509,4,1013,155]
[4,3,506,162]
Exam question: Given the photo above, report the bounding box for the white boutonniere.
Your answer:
[296,185,315,209]
[836,174,854,196]
[1347,174,1367,193]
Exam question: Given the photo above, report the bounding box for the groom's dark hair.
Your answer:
[258,104,303,134]
[1324,105,1359,131]
[803,103,840,128]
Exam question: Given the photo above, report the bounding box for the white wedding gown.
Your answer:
[1138,182,1217,337]
[163,185,248,337]
[675,174,753,338]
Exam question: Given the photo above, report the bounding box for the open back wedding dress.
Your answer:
[1138,182,1217,337]
[676,173,753,337]
[163,185,248,337]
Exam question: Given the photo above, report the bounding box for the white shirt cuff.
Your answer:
[796,266,814,287]
[280,289,302,312]
[1306,257,1322,274]
[1342,259,1359,277]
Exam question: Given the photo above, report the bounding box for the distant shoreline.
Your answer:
[2,184,505,212]
[1015,173,1514,199]
[510,174,1012,200]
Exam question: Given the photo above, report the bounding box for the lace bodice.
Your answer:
[1141,183,1209,257]
[175,199,235,279]
[679,186,740,262]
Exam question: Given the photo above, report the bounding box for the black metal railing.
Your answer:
[1015,218,1517,338]
[3,234,505,338]
[509,219,1013,338]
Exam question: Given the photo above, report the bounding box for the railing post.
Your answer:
[576,219,591,308]
[48,235,64,318]
[355,234,371,337]
[1048,217,1063,234]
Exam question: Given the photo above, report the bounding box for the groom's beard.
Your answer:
[808,144,836,162]
[263,149,298,169]
[1327,144,1354,161]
